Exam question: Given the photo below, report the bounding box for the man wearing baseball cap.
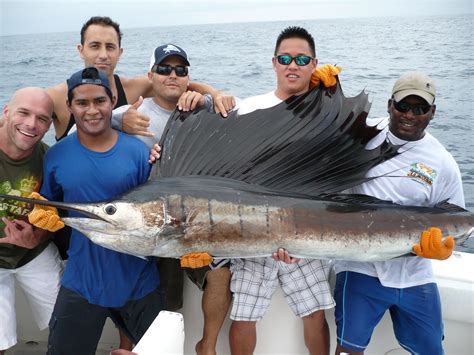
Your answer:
[31,67,164,354]
[113,43,229,355]
[47,16,235,142]
[333,72,464,354]
[112,43,213,150]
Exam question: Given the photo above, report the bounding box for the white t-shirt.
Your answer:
[334,116,465,288]
[236,91,282,115]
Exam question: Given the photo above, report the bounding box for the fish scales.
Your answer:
[133,188,473,261]
[0,178,472,261]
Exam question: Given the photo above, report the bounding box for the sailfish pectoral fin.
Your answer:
[455,227,474,251]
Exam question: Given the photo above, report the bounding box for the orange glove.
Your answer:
[27,192,65,232]
[310,64,342,88]
[412,227,455,260]
[180,252,213,268]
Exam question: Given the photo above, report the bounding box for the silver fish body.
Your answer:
[58,177,473,261]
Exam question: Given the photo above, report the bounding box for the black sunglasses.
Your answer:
[392,100,432,115]
[275,54,313,66]
[153,64,188,77]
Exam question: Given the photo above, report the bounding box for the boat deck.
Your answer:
[11,253,474,354]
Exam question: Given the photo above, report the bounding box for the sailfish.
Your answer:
[1,81,472,260]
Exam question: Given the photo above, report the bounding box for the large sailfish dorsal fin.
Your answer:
[157,81,399,196]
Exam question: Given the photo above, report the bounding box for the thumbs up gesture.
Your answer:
[122,96,154,137]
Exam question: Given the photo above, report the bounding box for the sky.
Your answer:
[1,0,472,36]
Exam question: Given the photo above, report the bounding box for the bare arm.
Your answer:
[46,83,70,140]
[189,81,236,117]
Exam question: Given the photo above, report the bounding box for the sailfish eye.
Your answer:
[104,204,117,215]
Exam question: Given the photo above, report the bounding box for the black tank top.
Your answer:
[55,74,128,141]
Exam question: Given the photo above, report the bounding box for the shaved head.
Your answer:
[1,87,54,160]
[8,87,54,115]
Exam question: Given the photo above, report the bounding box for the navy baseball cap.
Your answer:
[149,43,190,70]
[67,67,112,101]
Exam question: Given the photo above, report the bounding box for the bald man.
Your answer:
[0,88,62,354]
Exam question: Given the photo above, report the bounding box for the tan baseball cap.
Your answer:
[392,72,436,105]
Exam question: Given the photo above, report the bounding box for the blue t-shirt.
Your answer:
[41,131,159,307]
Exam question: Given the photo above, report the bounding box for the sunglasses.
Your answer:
[275,55,313,66]
[153,64,188,77]
[392,100,432,115]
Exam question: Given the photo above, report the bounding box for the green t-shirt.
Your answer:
[0,142,49,269]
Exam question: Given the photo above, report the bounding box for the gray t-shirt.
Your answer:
[112,95,214,149]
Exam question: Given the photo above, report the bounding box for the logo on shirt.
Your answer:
[0,177,39,218]
[407,162,437,186]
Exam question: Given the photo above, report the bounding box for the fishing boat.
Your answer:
[11,251,474,354]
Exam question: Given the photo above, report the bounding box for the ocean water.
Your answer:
[0,14,473,214]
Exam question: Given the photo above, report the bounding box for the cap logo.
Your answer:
[81,78,103,85]
[163,44,181,54]
[426,83,431,89]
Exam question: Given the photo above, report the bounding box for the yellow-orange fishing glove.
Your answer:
[310,64,342,89]
[28,192,65,232]
[412,227,455,260]
[180,252,213,268]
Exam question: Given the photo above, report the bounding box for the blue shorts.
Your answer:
[334,271,444,354]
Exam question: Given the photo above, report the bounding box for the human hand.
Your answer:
[109,350,137,355]
[0,217,40,248]
[212,92,236,118]
[27,192,64,232]
[123,96,154,137]
[177,90,206,112]
[272,248,300,264]
[148,144,161,164]
[310,64,342,88]
[412,227,455,260]
[180,252,213,268]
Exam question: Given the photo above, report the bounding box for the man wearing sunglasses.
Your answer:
[229,26,335,355]
[333,72,463,355]
[112,43,214,151]
[47,16,235,142]
[113,43,231,355]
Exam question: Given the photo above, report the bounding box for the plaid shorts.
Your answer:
[230,257,335,321]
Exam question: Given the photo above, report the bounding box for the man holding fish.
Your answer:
[0,88,63,355]
[37,67,163,355]
[333,72,463,355]
[5,31,466,355]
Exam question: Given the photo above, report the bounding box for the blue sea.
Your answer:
[0,14,473,215]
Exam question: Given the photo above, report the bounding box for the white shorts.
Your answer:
[230,257,335,321]
[0,243,62,350]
